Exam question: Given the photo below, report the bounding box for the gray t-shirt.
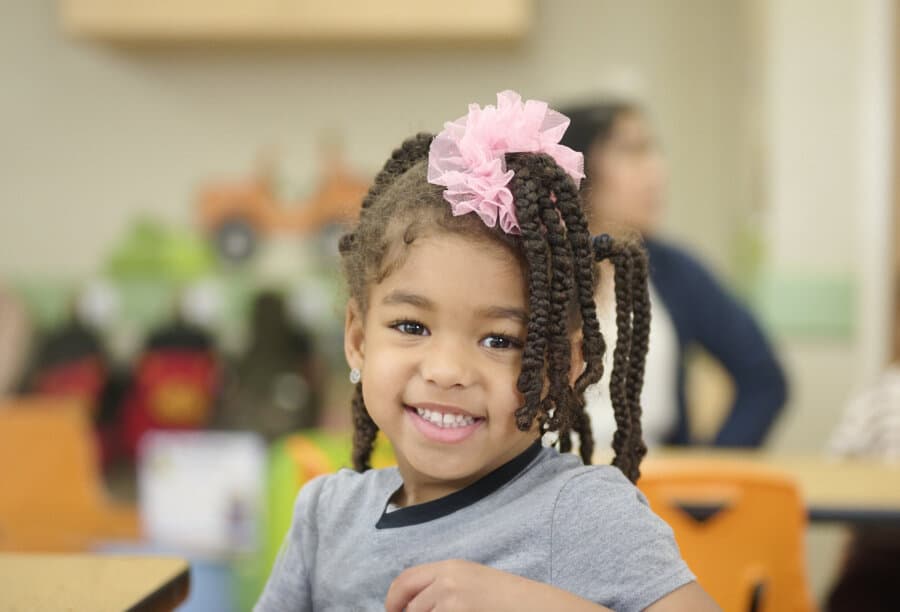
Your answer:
[256,443,694,612]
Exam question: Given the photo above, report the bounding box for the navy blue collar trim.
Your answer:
[375,440,542,529]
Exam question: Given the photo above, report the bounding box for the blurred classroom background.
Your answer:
[1,0,898,610]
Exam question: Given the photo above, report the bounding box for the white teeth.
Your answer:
[414,407,476,428]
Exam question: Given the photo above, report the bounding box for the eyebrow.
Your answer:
[382,291,433,309]
[381,291,527,324]
[474,306,528,325]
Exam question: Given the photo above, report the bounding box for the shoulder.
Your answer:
[549,461,686,557]
[645,238,738,325]
[548,462,696,611]
[520,450,652,519]
[295,466,400,528]
[645,238,713,282]
[552,463,653,524]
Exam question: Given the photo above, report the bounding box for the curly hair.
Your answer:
[338,133,651,482]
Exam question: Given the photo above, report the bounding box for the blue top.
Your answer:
[645,238,788,446]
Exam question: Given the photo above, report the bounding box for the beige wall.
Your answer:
[0,0,749,277]
[759,0,895,451]
[755,0,895,598]
[3,0,898,601]
[4,0,893,456]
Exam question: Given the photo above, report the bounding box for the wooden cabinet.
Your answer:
[60,0,533,43]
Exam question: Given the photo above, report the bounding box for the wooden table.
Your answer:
[637,449,900,525]
[0,554,190,611]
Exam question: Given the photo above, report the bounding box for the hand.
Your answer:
[384,559,516,612]
[384,560,609,612]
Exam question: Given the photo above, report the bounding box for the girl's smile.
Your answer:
[405,402,485,444]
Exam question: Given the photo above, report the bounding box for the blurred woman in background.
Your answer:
[561,101,788,448]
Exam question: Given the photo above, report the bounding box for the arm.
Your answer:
[385,558,720,612]
[551,471,708,611]
[677,253,787,446]
[645,582,721,611]
[254,476,326,612]
[385,560,611,612]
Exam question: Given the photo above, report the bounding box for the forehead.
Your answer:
[610,112,651,142]
[370,233,527,310]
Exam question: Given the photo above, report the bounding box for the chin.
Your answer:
[410,449,479,482]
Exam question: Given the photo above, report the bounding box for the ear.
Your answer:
[344,299,366,371]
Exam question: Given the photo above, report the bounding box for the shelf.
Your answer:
[60,0,533,43]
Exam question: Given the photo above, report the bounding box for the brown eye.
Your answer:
[481,334,523,350]
[392,321,429,336]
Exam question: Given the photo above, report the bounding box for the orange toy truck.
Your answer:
[198,152,371,261]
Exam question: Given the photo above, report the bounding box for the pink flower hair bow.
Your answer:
[427,90,585,235]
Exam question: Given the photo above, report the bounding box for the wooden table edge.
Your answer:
[126,559,190,612]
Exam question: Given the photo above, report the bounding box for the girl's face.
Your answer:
[344,232,538,505]
[588,111,667,235]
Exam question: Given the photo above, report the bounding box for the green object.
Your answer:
[12,281,74,329]
[241,430,395,607]
[752,271,856,339]
[263,431,352,574]
[730,214,766,303]
[105,218,216,282]
[240,431,354,609]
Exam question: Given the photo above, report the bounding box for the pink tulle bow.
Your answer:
[427,90,585,235]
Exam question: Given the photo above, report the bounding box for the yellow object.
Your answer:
[0,398,139,551]
[638,458,816,612]
[150,381,208,425]
[61,0,532,43]
[0,553,189,612]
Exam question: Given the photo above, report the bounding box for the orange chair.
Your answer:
[0,397,139,551]
[638,458,816,612]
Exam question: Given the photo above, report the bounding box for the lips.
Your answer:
[408,402,480,419]
[404,403,484,444]
[414,406,476,428]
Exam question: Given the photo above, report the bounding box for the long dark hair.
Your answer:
[339,133,650,482]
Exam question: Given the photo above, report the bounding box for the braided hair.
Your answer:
[339,133,651,482]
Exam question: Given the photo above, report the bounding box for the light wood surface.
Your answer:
[0,554,189,612]
[629,449,900,522]
[60,0,531,42]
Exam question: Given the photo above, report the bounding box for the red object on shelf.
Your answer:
[33,356,106,414]
[121,350,217,460]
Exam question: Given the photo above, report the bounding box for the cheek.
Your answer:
[647,156,667,189]
[360,341,406,391]
[366,344,405,372]
[505,379,528,420]
[498,357,524,394]
[596,159,636,203]
[618,163,650,196]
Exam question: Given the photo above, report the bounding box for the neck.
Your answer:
[391,473,472,507]
[391,437,539,507]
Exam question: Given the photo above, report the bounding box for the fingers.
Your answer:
[385,564,437,612]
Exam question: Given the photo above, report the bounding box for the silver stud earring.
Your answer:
[349,368,361,384]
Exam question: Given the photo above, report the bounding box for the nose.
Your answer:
[419,336,475,389]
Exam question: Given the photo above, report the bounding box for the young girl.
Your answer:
[256,91,718,612]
